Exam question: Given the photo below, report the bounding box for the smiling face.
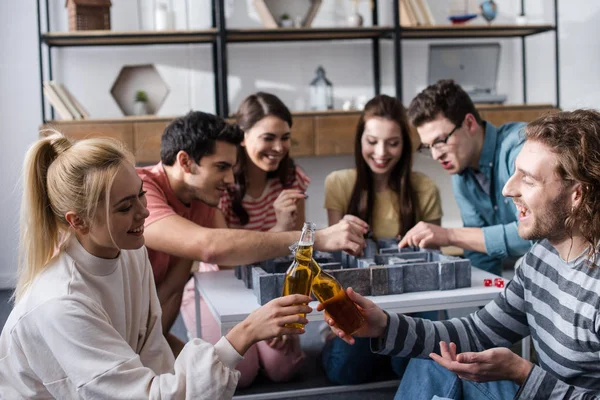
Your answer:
[80,162,150,258]
[360,116,403,179]
[184,140,237,207]
[242,115,291,172]
[502,140,575,243]
[417,114,478,174]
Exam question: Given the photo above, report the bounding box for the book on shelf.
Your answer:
[400,0,436,26]
[408,0,427,25]
[43,82,73,120]
[418,0,436,25]
[43,81,89,120]
[56,82,90,119]
[399,0,415,26]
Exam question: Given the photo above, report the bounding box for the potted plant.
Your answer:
[280,13,293,28]
[133,90,149,115]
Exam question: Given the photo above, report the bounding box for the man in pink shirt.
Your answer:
[137,111,367,383]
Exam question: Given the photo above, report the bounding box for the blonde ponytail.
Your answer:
[15,132,132,302]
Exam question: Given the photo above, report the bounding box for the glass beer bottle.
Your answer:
[282,222,318,329]
[310,259,365,335]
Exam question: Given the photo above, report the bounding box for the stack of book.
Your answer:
[400,0,436,27]
[43,81,89,120]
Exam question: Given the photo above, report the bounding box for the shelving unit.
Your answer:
[40,29,217,46]
[37,0,560,123]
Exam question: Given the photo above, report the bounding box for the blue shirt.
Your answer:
[452,121,533,275]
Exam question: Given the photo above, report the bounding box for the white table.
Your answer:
[194,267,508,337]
[193,268,529,399]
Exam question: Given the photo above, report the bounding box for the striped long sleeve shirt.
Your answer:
[372,240,600,399]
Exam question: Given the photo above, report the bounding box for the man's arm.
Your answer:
[144,213,365,266]
[371,262,530,358]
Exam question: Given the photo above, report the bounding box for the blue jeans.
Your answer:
[321,310,441,385]
[395,358,518,400]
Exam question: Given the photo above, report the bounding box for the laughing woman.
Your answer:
[180,92,310,388]
[322,94,443,385]
[0,133,310,398]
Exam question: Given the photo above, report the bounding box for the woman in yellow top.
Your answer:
[322,94,443,385]
[325,95,442,239]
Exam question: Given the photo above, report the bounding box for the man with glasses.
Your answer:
[399,79,532,276]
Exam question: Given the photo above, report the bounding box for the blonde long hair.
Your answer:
[15,132,133,302]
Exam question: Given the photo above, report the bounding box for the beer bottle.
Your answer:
[282,222,319,328]
[310,259,365,335]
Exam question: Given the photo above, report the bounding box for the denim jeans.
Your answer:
[320,310,441,385]
[395,358,518,400]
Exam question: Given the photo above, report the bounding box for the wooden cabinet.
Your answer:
[314,113,360,156]
[44,121,135,151]
[42,105,559,164]
[133,121,170,164]
[477,105,558,127]
[289,116,314,157]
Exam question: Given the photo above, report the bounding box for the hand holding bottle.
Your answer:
[226,294,312,356]
[317,288,388,345]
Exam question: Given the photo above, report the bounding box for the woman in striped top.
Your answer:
[217,92,310,383]
[219,92,310,232]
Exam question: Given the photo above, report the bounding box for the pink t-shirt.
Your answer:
[137,163,216,285]
[219,166,310,231]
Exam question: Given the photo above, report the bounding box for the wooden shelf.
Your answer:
[39,24,553,47]
[41,29,217,47]
[43,104,559,163]
[399,24,555,39]
[227,27,393,42]
[44,104,555,125]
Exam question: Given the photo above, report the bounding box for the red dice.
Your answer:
[494,278,504,288]
[483,279,492,287]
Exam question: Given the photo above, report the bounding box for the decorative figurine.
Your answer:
[480,0,498,25]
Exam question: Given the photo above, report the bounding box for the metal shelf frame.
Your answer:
[36,0,560,122]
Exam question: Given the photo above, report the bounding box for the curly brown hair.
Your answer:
[525,109,600,262]
[407,79,482,128]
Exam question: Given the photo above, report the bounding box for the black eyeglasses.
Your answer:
[417,124,460,156]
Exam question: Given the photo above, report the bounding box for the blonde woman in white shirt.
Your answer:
[0,133,311,399]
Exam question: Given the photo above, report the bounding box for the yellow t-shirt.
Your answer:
[324,169,443,239]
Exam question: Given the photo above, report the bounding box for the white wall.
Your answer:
[0,2,41,289]
[1,0,599,287]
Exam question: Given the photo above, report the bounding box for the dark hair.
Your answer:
[160,111,243,166]
[230,92,296,225]
[348,94,418,237]
[407,79,483,128]
[525,109,600,263]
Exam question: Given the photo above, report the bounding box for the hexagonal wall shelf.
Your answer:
[110,65,170,116]
[253,0,322,28]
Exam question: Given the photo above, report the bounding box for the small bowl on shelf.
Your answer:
[448,14,478,25]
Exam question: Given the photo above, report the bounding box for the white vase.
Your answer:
[155,3,169,31]
[133,101,148,116]
[347,12,363,27]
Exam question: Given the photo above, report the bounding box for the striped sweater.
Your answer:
[373,240,600,399]
[219,166,310,231]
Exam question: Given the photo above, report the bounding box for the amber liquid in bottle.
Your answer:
[311,260,365,335]
[282,223,317,329]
